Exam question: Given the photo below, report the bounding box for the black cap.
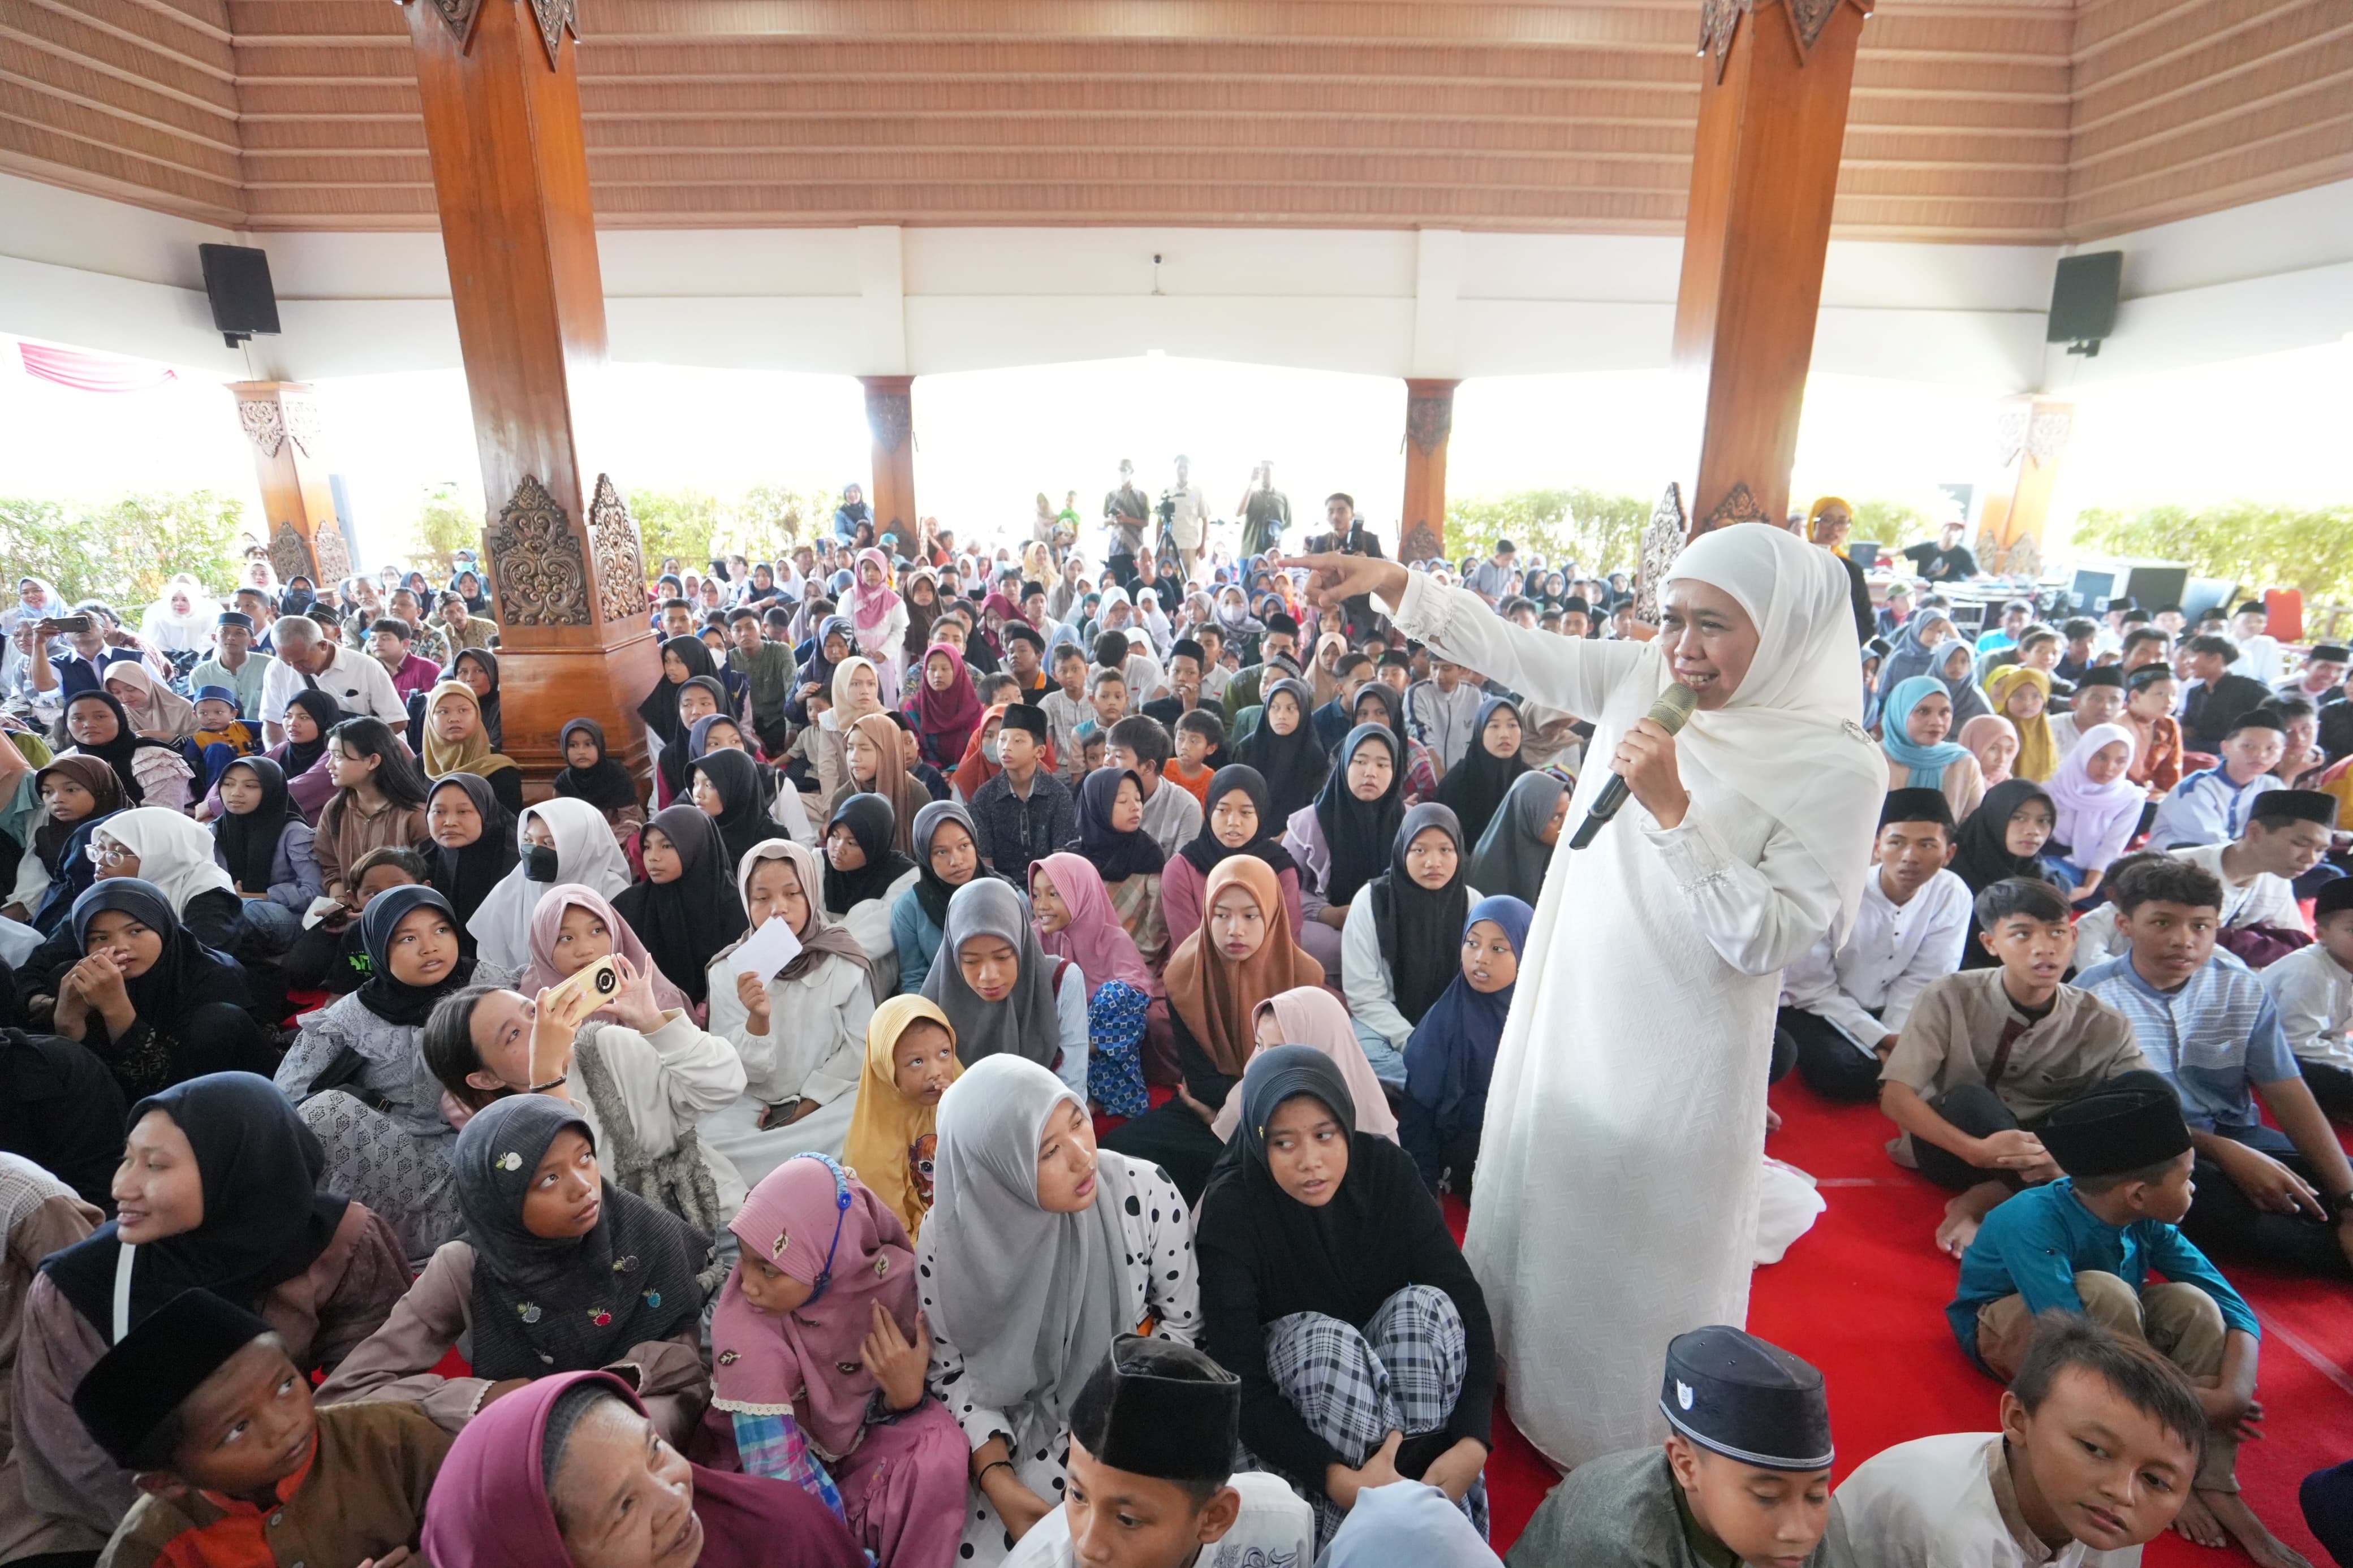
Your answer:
[73,1290,274,1468]
[2315,878,2353,922]
[1562,597,1593,617]
[998,703,1048,740]
[2105,597,2137,612]
[1070,1335,1239,1483]
[2040,1079,2192,1178]
[2154,603,2182,615]
[2074,665,2126,689]
[1660,1326,1833,1471]
[2234,602,2267,619]
[2250,789,2339,829]
[1170,638,1204,665]
[215,611,253,631]
[1879,787,1955,831]
[1265,613,1300,637]
[2311,644,2351,664]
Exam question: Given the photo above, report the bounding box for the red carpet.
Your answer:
[1460,1081,2353,1562]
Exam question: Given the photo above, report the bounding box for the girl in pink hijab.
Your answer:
[521,882,695,1019]
[846,548,907,706]
[1213,984,1400,1143]
[1958,712,2020,787]
[709,1154,967,1568]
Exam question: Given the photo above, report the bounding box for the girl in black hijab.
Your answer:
[1070,767,1167,882]
[53,879,268,1099]
[638,634,723,753]
[1950,776,2060,970]
[1433,696,1529,848]
[278,688,344,783]
[425,772,519,926]
[211,757,308,936]
[1195,1046,1496,1548]
[1234,676,1329,824]
[51,690,182,806]
[822,793,916,918]
[1350,802,1473,1089]
[657,675,731,804]
[1312,724,1406,913]
[451,568,490,616]
[551,718,643,830]
[688,747,783,869]
[613,804,745,1010]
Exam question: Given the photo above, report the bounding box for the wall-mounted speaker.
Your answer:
[2046,252,2121,356]
[198,243,281,348]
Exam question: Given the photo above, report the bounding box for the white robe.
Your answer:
[1387,571,1851,1467]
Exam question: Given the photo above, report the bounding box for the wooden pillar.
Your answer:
[1673,0,1875,540]
[861,376,917,547]
[397,0,656,777]
[1399,379,1458,564]
[1976,396,2073,577]
[229,381,354,589]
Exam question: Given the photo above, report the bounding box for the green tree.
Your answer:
[407,482,481,578]
[1445,488,1654,574]
[1850,497,1936,551]
[2069,501,2353,607]
[628,487,724,576]
[718,485,828,562]
[0,490,244,606]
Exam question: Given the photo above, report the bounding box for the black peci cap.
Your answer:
[1660,1326,1833,1471]
[2039,1079,2192,1178]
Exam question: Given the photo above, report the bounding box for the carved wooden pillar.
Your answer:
[397,0,656,779]
[229,382,353,589]
[861,375,917,546]
[1976,396,2074,577]
[1399,379,1458,564]
[1674,0,1875,540]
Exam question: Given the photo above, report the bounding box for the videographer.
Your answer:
[1103,458,1151,591]
[1162,453,1208,584]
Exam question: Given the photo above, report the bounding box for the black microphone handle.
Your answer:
[1567,772,1633,850]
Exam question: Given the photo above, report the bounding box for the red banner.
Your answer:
[16,340,179,394]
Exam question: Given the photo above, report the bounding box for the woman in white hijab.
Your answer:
[915,1055,1201,1566]
[1287,524,1883,1470]
[464,796,633,970]
[138,574,219,654]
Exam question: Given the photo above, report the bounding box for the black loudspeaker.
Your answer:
[2046,251,2121,354]
[2119,564,2188,614]
[198,243,281,348]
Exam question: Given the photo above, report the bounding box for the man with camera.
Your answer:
[1161,453,1208,585]
[1300,493,1387,643]
[1236,461,1290,558]
[25,606,160,712]
[1104,459,1151,591]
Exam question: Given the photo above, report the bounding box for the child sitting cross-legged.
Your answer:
[1878,876,2151,1256]
[1948,1077,2303,1568]
[72,1287,450,1568]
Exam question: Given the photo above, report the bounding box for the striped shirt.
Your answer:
[2075,952,2298,1139]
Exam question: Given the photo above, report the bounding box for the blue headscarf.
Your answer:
[1880,675,1972,789]
[1876,610,1954,697]
[1401,895,1532,1130]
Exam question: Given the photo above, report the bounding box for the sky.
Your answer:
[2,335,2346,574]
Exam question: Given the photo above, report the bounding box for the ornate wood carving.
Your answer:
[268,521,313,585]
[282,393,323,459]
[238,399,286,459]
[1400,520,1443,564]
[408,0,485,49]
[528,0,577,67]
[1985,535,2042,577]
[487,476,592,627]
[1636,483,1686,624]
[311,520,354,587]
[1696,481,1768,534]
[1404,392,1454,455]
[866,390,912,455]
[2026,408,2072,467]
[588,474,648,625]
[1994,407,2029,470]
[1784,0,1843,54]
[1700,0,1749,82]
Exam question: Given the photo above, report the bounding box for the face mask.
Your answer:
[982,740,1001,764]
[522,844,559,882]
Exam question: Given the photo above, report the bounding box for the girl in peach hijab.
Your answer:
[1210,984,1399,1144]
[1957,713,2019,788]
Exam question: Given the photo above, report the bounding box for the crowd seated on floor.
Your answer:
[3,498,2352,1568]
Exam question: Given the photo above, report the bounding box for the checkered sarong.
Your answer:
[1257,1282,1490,1549]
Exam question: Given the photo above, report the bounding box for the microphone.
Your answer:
[1568,682,1699,850]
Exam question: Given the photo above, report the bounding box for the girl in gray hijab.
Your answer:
[912,1055,1200,1566]
[919,878,1084,1085]
[1466,771,1568,908]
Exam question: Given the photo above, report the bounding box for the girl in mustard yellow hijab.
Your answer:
[840,994,962,1239]
[1984,664,2059,782]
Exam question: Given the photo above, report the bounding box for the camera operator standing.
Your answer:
[1161,454,1209,586]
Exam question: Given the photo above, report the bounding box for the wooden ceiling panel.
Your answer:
[10,0,2345,243]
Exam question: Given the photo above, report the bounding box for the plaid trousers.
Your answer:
[1257,1282,1490,1549]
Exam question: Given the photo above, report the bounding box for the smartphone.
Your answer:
[38,616,91,636]
[545,954,622,1016]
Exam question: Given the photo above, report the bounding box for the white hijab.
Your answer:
[140,576,220,654]
[1660,524,1886,936]
[465,796,633,970]
[104,806,237,913]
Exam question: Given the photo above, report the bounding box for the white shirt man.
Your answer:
[1405,664,1485,772]
[258,615,408,742]
[1165,456,1208,562]
[1823,1432,2141,1567]
[1780,864,1972,1053]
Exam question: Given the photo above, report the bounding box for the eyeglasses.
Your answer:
[86,840,136,867]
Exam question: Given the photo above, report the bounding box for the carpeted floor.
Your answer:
[1466,1077,2353,1563]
